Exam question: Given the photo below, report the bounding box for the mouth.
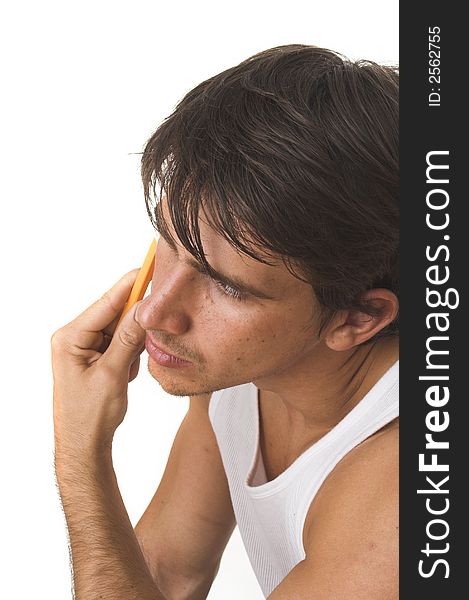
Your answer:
[145,334,193,368]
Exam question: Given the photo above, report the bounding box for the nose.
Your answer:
[136,262,194,335]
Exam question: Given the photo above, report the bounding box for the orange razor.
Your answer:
[117,238,157,327]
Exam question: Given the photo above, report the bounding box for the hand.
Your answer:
[51,269,147,460]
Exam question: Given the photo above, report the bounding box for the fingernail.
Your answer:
[134,301,143,325]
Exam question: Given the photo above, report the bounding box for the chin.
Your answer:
[146,357,215,398]
[145,355,258,398]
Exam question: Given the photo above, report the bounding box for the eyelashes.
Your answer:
[214,279,246,301]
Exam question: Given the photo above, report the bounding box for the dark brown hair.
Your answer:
[141,44,399,343]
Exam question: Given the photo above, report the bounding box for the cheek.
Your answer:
[197,296,259,340]
[198,300,304,359]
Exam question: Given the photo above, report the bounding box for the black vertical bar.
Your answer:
[400,3,466,596]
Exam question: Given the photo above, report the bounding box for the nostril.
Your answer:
[134,295,154,328]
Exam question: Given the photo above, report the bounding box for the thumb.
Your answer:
[102,301,146,375]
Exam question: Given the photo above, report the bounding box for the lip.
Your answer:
[145,334,193,368]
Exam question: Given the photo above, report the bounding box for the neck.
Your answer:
[253,335,399,437]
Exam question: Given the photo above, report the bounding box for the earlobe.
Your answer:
[325,325,354,351]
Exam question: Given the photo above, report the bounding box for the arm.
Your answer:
[134,394,236,600]
[55,448,165,600]
[56,393,236,600]
[267,422,399,600]
[52,271,169,599]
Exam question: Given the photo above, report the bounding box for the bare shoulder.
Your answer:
[267,420,399,598]
[337,415,399,486]
[325,415,399,492]
[305,417,399,542]
[297,418,399,597]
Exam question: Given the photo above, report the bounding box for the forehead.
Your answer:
[159,194,306,294]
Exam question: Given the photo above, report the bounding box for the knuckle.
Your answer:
[118,327,140,348]
[98,361,119,384]
[100,289,118,312]
[50,327,81,356]
[50,328,67,349]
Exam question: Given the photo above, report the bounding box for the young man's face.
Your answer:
[137,199,326,397]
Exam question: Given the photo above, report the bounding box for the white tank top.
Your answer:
[208,360,399,597]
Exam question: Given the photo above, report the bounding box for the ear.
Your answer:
[324,289,399,351]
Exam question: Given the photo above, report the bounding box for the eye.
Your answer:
[215,279,246,301]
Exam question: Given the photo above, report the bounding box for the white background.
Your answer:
[0,1,398,598]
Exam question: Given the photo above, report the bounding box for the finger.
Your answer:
[68,269,140,344]
[129,355,141,382]
[101,301,146,375]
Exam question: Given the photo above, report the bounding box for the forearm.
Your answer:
[55,449,165,600]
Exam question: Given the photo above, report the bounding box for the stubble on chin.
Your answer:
[146,358,215,398]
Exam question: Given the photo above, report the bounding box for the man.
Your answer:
[52,44,399,599]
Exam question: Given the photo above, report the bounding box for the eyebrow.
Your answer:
[157,230,275,300]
